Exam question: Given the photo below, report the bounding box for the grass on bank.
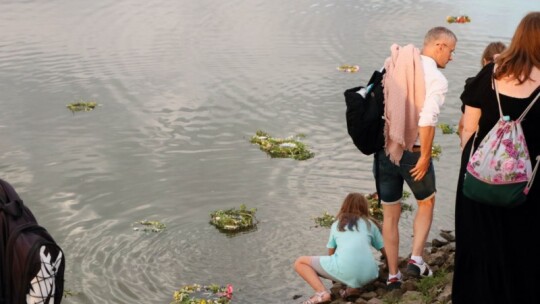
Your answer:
[416,270,451,303]
[382,270,451,304]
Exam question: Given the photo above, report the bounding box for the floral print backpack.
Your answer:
[463,78,540,207]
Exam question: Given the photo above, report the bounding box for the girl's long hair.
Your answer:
[481,42,506,66]
[494,11,540,84]
[336,193,380,232]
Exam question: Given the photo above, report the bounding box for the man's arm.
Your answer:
[413,63,447,181]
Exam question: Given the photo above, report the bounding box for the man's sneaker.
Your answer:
[386,277,402,291]
[406,259,433,278]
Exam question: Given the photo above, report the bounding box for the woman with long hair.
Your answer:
[453,11,540,303]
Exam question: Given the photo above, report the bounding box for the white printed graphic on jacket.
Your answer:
[26,246,63,304]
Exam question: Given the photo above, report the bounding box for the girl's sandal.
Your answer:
[301,290,331,304]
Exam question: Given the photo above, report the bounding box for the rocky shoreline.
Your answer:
[302,230,456,304]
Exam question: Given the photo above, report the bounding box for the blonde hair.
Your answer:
[481,42,506,66]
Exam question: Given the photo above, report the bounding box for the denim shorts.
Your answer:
[373,149,436,203]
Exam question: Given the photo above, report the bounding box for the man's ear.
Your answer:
[436,43,444,53]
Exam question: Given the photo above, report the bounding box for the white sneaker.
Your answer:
[406,259,433,278]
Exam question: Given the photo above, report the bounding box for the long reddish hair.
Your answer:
[494,11,540,84]
[336,193,379,232]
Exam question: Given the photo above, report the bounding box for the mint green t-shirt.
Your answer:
[319,219,384,288]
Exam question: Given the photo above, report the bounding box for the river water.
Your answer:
[0,0,536,303]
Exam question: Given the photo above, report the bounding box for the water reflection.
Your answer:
[0,0,537,302]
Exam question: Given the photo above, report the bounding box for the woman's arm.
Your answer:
[328,248,336,256]
[458,115,464,138]
[460,105,482,148]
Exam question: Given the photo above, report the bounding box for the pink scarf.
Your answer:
[383,44,426,164]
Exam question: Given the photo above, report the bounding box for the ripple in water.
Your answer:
[1,0,538,302]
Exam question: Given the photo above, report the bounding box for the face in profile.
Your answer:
[434,39,456,69]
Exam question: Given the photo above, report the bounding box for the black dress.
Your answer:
[452,63,540,304]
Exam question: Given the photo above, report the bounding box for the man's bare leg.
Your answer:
[411,196,435,257]
[382,202,402,276]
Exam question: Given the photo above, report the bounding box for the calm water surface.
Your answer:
[0,0,537,303]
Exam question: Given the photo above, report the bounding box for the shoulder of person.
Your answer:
[465,76,476,86]
[480,62,496,77]
[466,63,494,89]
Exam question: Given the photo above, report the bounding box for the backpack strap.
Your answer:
[492,75,505,120]
[468,72,502,160]
[525,156,540,195]
[493,77,540,122]
[517,90,540,122]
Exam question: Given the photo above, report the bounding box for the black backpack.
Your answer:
[0,179,65,304]
[344,69,386,155]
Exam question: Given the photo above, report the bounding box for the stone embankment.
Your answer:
[323,230,455,304]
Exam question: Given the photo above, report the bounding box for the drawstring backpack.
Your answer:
[463,77,540,207]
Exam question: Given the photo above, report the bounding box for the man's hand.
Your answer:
[410,155,431,181]
[411,126,436,181]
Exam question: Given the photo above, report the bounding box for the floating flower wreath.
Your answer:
[66,101,99,113]
[250,130,314,161]
[171,284,233,304]
[446,15,471,24]
[210,204,258,234]
[337,65,360,73]
[133,219,166,232]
